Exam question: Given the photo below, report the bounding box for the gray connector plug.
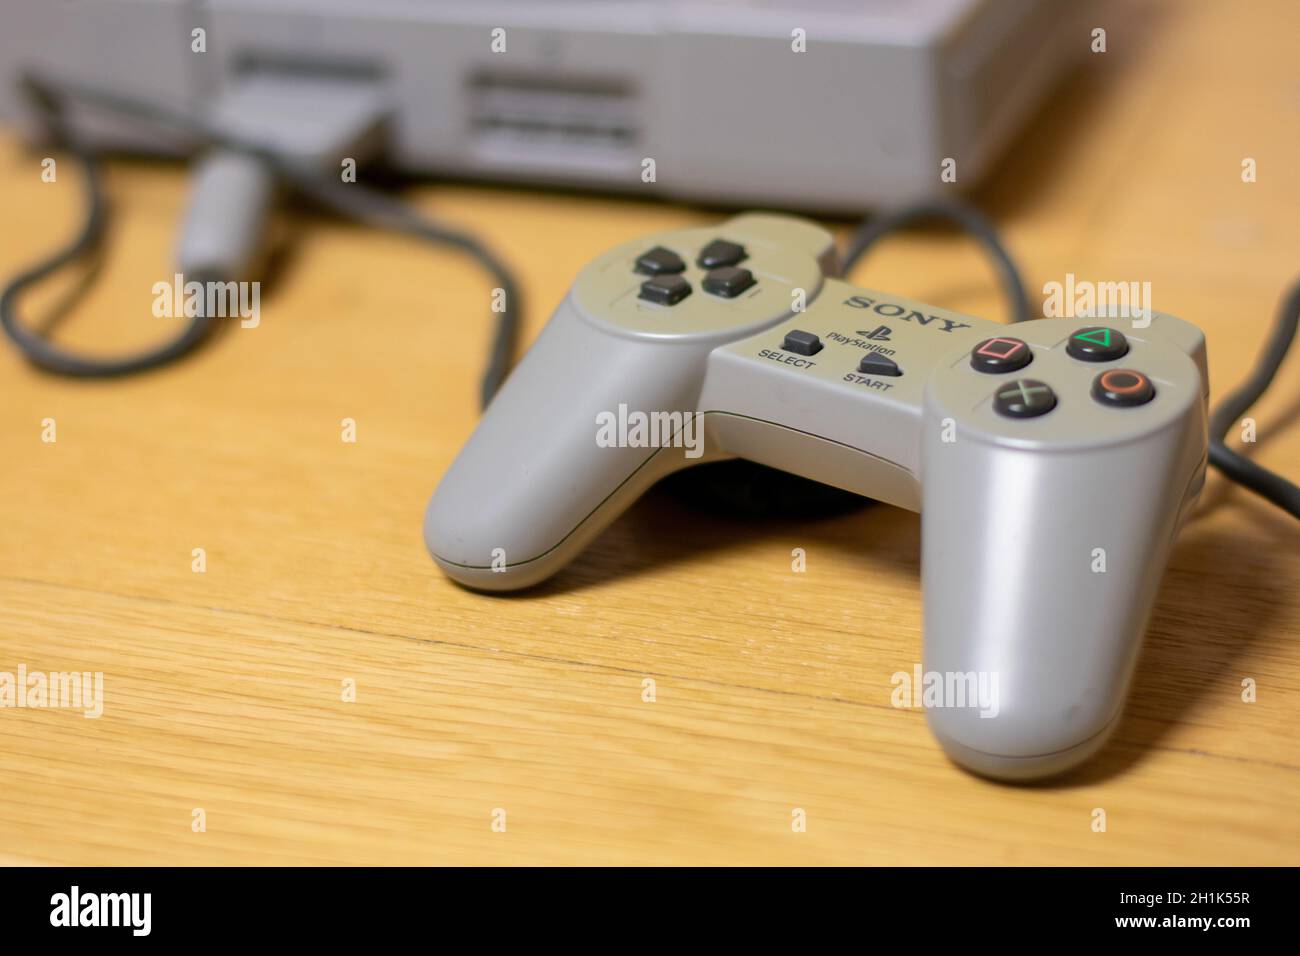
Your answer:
[175,72,390,280]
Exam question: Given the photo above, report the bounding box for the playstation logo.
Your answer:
[856,325,893,341]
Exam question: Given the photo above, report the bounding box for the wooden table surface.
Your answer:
[1,0,1298,865]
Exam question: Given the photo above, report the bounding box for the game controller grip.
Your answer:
[917,407,1206,779]
[424,297,714,590]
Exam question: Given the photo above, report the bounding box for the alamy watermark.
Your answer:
[50,886,150,936]
[0,665,104,718]
[152,273,260,328]
[595,404,704,459]
[891,664,999,718]
[1042,273,1152,328]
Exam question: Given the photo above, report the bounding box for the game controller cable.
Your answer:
[2,71,1297,518]
[0,72,521,409]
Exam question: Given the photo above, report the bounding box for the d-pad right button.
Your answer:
[1067,326,1129,362]
[970,337,1032,373]
[702,266,756,298]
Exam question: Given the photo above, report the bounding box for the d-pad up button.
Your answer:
[781,329,822,356]
[635,246,686,276]
[993,379,1057,418]
[698,239,747,269]
[971,336,1033,373]
[638,274,692,306]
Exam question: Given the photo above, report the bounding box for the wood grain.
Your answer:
[1,0,1298,865]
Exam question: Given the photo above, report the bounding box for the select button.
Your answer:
[782,329,822,356]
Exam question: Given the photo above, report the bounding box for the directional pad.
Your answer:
[574,218,829,341]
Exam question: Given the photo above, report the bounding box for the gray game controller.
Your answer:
[424,213,1210,781]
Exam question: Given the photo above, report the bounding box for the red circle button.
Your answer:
[1092,368,1155,407]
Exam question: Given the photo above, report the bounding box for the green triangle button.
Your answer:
[1074,328,1112,346]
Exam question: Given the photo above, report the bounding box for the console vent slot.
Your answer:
[467,72,638,156]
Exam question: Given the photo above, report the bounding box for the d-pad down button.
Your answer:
[638,274,692,306]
